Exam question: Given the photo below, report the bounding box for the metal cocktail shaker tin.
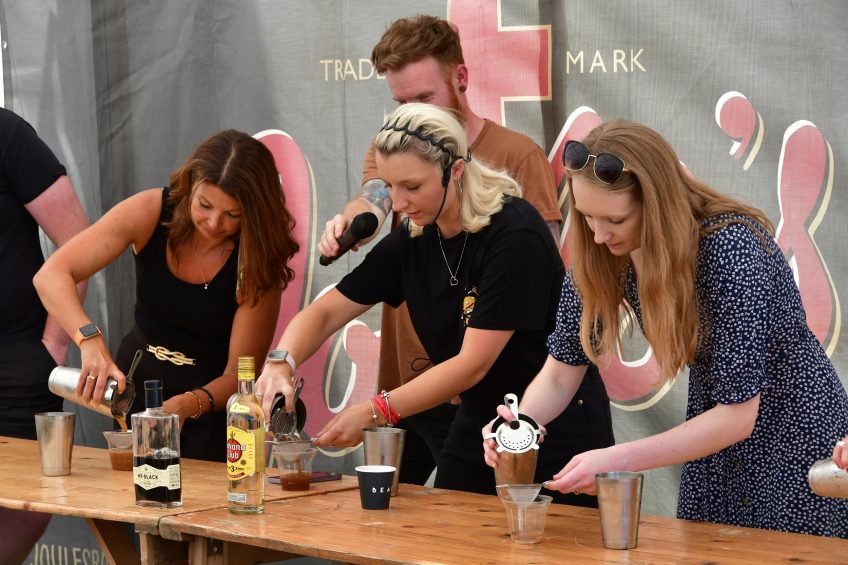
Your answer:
[48,366,135,419]
[808,458,848,499]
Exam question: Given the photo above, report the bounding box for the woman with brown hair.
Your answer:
[35,129,298,460]
[484,119,848,537]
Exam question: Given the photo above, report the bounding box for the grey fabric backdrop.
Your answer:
[3,1,845,560]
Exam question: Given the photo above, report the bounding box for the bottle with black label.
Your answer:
[132,379,182,507]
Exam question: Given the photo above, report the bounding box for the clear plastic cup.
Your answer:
[500,494,552,544]
[272,442,316,491]
[103,430,133,471]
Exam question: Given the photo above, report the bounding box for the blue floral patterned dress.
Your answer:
[547,214,848,537]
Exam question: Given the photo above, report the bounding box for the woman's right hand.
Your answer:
[76,337,125,405]
[317,214,353,258]
[255,361,295,419]
[482,404,516,468]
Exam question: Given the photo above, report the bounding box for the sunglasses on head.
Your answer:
[562,140,627,185]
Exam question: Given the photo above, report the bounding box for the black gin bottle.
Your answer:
[132,380,182,507]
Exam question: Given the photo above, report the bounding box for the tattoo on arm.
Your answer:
[359,179,392,216]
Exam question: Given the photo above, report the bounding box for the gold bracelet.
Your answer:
[185,390,203,419]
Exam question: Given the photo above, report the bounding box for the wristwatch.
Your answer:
[266,349,297,372]
[73,323,102,347]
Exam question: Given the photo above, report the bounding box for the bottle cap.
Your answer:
[144,379,163,409]
[237,356,255,380]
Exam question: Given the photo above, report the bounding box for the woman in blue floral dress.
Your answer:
[483,119,848,537]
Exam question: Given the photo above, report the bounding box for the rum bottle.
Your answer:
[132,380,182,507]
[227,356,265,514]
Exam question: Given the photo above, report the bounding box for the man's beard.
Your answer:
[446,80,465,122]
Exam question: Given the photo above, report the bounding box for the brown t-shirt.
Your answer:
[362,119,561,390]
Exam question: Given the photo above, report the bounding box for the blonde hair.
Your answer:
[373,103,520,236]
[567,119,774,383]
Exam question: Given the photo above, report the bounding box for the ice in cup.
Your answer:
[103,430,133,471]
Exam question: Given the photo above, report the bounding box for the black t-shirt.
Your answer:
[0,109,67,346]
[336,197,564,453]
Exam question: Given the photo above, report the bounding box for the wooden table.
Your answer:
[0,436,357,564]
[159,484,848,564]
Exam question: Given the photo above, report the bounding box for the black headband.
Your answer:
[380,118,472,166]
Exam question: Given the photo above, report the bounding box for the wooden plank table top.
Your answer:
[0,435,357,535]
[159,483,848,565]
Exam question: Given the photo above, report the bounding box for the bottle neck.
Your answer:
[237,376,254,396]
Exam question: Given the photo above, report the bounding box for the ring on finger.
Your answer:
[256,392,264,397]
[86,375,96,381]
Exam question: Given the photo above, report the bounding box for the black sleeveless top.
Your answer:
[118,187,239,461]
[134,187,239,354]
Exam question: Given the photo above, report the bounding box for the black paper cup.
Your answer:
[355,465,396,509]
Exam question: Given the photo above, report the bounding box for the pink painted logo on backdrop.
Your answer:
[774,121,839,352]
[449,1,551,124]
[716,94,839,353]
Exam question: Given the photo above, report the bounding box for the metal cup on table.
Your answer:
[34,412,76,476]
[362,427,405,496]
[595,471,644,549]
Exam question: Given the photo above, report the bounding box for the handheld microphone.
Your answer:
[319,212,379,266]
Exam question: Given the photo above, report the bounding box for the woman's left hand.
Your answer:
[542,447,624,496]
[163,393,195,431]
[312,402,373,448]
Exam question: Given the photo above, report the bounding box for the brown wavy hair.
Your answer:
[165,130,299,305]
[371,15,464,78]
[567,120,774,383]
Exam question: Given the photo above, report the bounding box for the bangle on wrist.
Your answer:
[368,399,380,425]
[372,391,400,427]
[194,387,214,413]
[185,390,203,419]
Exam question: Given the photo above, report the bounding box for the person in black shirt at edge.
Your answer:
[256,103,612,503]
[35,130,299,461]
[0,108,90,565]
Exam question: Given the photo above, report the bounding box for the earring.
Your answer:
[458,84,467,93]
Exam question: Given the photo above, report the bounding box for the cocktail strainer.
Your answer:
[484,393,542,454]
